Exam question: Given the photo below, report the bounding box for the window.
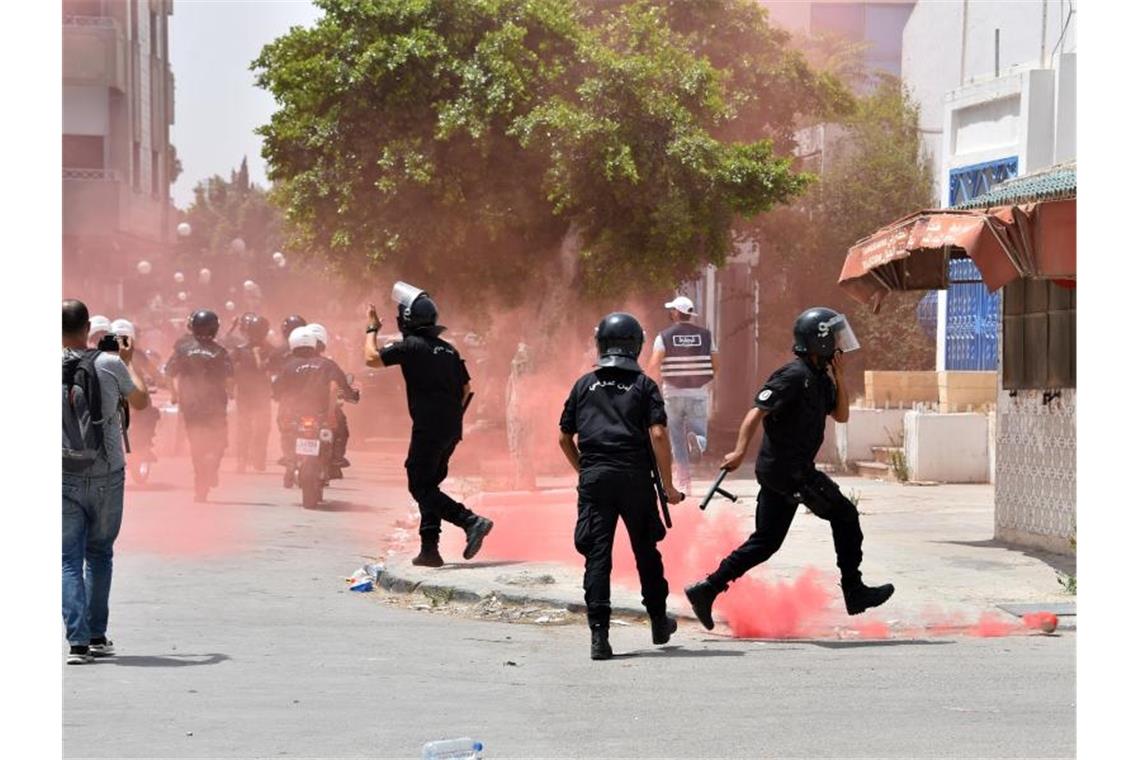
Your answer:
[1002,279,1076,390]
[62,135,105,169]
[949,157,1018,206]
[132,141,141,191]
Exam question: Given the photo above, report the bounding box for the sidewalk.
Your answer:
[370,472,1076,634]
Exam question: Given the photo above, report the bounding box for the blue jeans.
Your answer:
[62,469,125,645]
[665,394,709,486]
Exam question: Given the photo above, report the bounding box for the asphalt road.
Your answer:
[64,455,1075,759]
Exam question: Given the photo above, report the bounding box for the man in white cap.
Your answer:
[646,295,718,494]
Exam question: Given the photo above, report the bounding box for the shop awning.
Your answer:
[838,198,1076,312]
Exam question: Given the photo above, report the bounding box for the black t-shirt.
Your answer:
[272,353,342,417]
[265,345,293,380]
[166,338,232,422]
[559,368,668,472]
[231,341,272,401]
[753,357,836,491]
[380,334,470,435]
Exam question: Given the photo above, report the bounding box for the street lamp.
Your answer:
[137,260,152,275]
[198,268,212,285]
[177,222,192,237]
[173,271,185,284]
[230,237,247,255]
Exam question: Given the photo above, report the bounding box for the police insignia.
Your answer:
[758,389,773,402]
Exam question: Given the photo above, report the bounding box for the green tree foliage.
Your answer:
[748,75,936,378]
[252,0,848,304]
[180,160,283,260]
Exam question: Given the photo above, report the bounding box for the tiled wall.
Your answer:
[994,388,1076,554]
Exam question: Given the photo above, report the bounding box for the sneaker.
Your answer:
[685,580,720,631]
[462,517,494,560]
[651,615,678,645]
[842,580,895,615]
[89,638,115,658]
[67,645,93,665]
[412,546,445,568]
[590,628,613,661]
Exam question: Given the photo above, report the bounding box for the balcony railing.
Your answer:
[64,168,118,181]
[63,15,115,28]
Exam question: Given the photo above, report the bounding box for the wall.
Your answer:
[994,388,1076,554]
[903,410,990,483]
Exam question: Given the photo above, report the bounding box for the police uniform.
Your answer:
[559,367,670,632]
[379,333,480,546]
[232,339,272,471]
[165,337,232,499]
[705,356,864,590]
[272,351,343,460]
[654,320,715,489]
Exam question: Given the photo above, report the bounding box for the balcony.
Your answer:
[63,168,122,237]
[63,15,126,92]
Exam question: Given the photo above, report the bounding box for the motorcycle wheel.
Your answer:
[300,459,321,508]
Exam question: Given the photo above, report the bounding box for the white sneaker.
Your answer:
[67,646,94,665]
[89,639,115,658]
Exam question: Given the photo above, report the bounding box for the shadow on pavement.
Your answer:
[801,639,953,650]
[101,653,231,668]
[614,646,746,659]
[315,500,375,513]
[213,500,276,507]
[438,560,526,570]
[932,538,1075,576]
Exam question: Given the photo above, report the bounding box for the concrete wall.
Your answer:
[938,370,998,412]
[864,371,939,407]
[904,410,990,483]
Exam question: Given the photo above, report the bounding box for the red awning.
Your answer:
[838,199,1076,312]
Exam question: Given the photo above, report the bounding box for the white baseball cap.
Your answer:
[664,296,697,316]
[89,315,112,336]
[110,318,136,340]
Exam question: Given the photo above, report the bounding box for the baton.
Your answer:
[462,391,474,415]
[699,468,739,511]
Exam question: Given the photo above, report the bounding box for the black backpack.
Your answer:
[62,349,105,472]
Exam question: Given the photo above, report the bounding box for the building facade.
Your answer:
[63,0,176,308]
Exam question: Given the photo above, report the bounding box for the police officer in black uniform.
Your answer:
[558,312,685,661]
[684,307,894,629]
[165,309,233,502]
[364,283,493,567]
[232,313,273,473]
[273,324,342,487]
[269,314,307,465]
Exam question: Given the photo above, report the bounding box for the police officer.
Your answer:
[364,283,493,568]
[273,326,342,488]
[308,322,357,477]
[232,313,273,473]
[684,307,894,629]
[165,309,233,502]
[269,314,307,465]
[558,312,685,661]
[646,295,718,494]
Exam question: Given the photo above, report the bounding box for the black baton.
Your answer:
[699,468,739,511]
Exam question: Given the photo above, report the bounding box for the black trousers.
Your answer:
[574,467,669,629]
[235,396,271,470]
[707,469,864,590]
[184,416,227,493]
[406,431,476,543]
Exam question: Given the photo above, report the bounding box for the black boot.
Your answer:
[685,580,721,631]
[590,627,613,661]
[412,538,445,568]
[463,517,494,560]
[842,579,895,615]
[650,615,678,645]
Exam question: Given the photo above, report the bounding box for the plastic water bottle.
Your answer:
[421,737,484,759]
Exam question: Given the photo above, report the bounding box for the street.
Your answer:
[64,452,1075,759]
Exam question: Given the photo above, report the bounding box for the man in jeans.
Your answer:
[646,295,718,494]
[62,300,150,664]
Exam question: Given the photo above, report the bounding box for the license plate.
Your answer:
[295,438,321,456]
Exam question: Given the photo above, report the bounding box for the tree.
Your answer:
[252,0,848,308]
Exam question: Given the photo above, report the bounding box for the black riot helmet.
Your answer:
[281,314,307,339]
[243,313,269,343]
[594,312,644,372]
[190,309,220,339]
[392,282,443,336]
[792,307,860,361]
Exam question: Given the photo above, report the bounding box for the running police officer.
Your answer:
[364,283,493,567]
[684,307,894,629]
[165,309,233,502]
[232,313,273,473]
[646,295,718,495]
[558,312,685,661]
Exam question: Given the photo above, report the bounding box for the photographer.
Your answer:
[62,300,150,665]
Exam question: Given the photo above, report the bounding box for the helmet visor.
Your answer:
[822,313,860,354]
[391,281,425,309]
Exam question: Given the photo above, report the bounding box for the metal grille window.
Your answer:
[1002,279,1076,390]
[949,157,1018,207]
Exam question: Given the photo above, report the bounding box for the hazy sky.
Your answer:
[169,0,321,208]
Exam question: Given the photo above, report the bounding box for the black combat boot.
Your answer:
[590,627,613,661]
[412,538,445,568]
[463,517,494,560]
[650,615,678,645]
[842,578,895,615]
[685,580,721,631]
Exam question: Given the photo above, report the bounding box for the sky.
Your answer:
[169,0,321,209]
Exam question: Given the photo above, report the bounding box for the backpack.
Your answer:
[62,349,105,472]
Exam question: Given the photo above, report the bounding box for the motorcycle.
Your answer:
[285,414,335,509]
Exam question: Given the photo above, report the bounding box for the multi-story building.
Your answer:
[63,0,175,308]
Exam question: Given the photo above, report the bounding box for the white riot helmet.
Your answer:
[288,325,318,351]
[89,315,112,338]
[110,318,136,341]
[307,323,329,350]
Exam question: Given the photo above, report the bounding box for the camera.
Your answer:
[97,334,126,353]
